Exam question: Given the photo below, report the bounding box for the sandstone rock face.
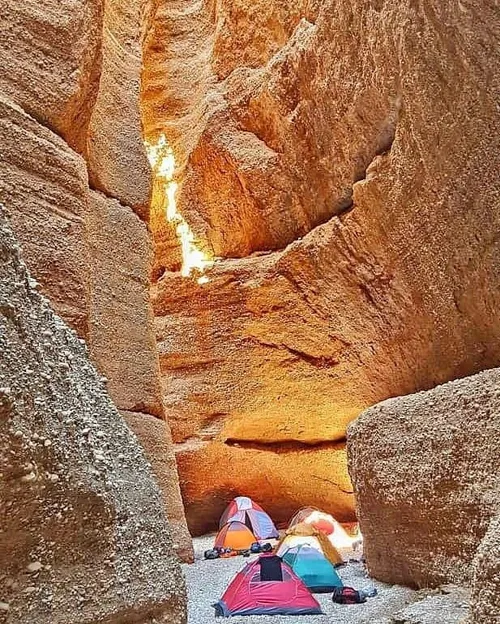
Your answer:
[147,0,500,529]
[86,193,193,560]
[0,95,90,337]
[347,368,500,589]
[88,191,163,417]
[177,438,352,536]
[87,0,151,216]
[0,207,186,623]
[470,515,500,624]
[0,0,104,154]
[122,411,194,563]
[0,0,192,562]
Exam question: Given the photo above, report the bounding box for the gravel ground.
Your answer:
[183,535,422,624]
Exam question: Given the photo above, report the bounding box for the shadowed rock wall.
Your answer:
[0,207,186,623]
[0,0,192,560]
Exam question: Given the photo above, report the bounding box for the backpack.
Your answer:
[331,586,366,604]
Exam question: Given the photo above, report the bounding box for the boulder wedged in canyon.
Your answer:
[0,95,90,337]
[121,411,194,563]
[0,0,103,154]
[149,0,500,529]
[0,207,186,623]
[469,515,500,624]
[347,368,500,589]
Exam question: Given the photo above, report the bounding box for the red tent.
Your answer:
[213,554,322,617]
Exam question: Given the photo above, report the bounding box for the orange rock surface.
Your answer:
[122,411,194,563]
[0,208,186,623]
[146,0,500,531]
[87,0,152,217]
[0,0,103,154]
[0,95,90,337]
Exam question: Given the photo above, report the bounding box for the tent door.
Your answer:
[244,512,253,532]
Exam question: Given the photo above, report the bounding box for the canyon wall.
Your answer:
[348,368,500,590]
[0,208,186,623]
[0,0,192,560]
[143,0,500,530]
[2,0,500,547]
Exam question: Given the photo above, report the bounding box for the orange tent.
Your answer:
[214,521,257,551]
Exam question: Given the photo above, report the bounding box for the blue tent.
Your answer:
[281,544,343,593]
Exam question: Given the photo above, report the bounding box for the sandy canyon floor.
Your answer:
[183,536,470,624]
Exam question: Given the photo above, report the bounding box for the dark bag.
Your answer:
[332,586,366,604]
[204,549,220,560]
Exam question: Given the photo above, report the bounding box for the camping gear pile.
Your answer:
[212,498,375,617]
[204,542,273,560]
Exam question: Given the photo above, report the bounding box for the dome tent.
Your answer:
[219,496,279,540]
[214,521,257,552]
[288,506,357,549]
[281,543,343,593]
[276,522,343,566]
[213,554,322,617]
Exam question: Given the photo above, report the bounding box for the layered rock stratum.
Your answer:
[0,207,186,623]
[348,368,500,593]
[144,0,500,530]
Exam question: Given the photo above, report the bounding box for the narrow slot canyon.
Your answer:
[1,1,500,623]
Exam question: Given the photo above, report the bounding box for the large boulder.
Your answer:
[0,205,186,623]
[146,0,500,529]
[347,368,500,588]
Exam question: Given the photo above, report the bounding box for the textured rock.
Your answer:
[0,0,103,153]
[148,0,500,529]
[0,206,186,623]
[176,438,353,536]
[469,515,500,623]
[0,95,90,337]
[87,192,192,559]
[347,368,500,588]
[121,411,193,563]
[88,191,163,417]
[87,0,151,216]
